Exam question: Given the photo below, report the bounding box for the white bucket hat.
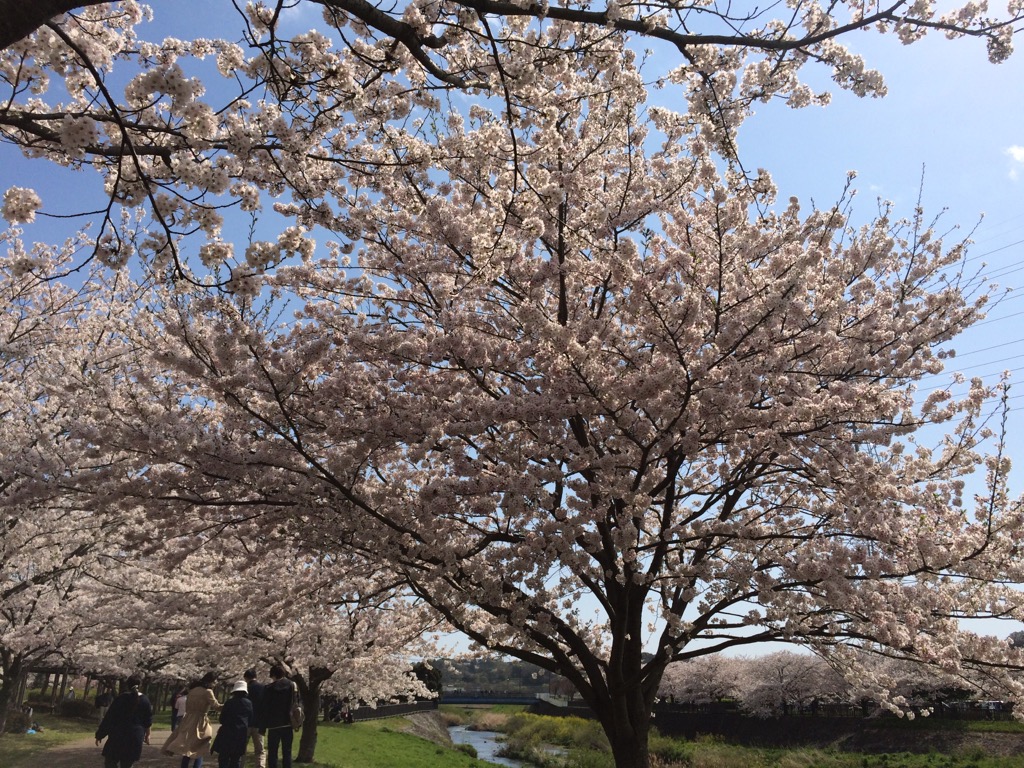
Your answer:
[231,680,248,694]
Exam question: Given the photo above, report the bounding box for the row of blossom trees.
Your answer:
[3,2,1024,767]
[0,252,435,748]
[661,651,986,719]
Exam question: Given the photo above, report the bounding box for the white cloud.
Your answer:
[280,1,320,30]
[1006,145,1024,181]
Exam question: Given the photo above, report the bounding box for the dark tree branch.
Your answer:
[0,0,108,50]
[3,0,1018,72]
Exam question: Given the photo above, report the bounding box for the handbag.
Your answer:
[289,682,304,730]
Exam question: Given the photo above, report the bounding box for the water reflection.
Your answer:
[448,725,524,767]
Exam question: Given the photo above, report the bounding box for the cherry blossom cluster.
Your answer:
[0,0,1017,281]
[1,187,42,225]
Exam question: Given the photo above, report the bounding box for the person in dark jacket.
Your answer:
[94,686,114,722]
[244,668,267,768]
[260,665,296,768]
[212,681,254,768]
[95,676,153,768]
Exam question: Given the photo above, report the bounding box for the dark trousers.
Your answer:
[104,759,134,768]
[218,755,243,768]
[266,726,293,768]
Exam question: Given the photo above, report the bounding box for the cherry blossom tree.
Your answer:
[733,651,847,717]
[660,655,742,707]
[186,549,436,763]
[4,0,1018,59]
[60,510,436,762]
[4,3,1024,768]
[52,42,1024,767]
[0,245,177,732]
[0,241,431,747]
[841,651,978,716]
[663,651,968,718]
[0,0,1021,281]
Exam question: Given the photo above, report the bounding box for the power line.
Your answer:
[943,338,1023,359]
[973,307,1024,329]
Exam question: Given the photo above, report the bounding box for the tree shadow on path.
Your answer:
[21,729,181,768]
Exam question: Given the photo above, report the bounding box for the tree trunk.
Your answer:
[0,653,25,735]
[294,666,333,763]
[294,702,318,764]
[16,668,28,710]
[581,663,659,768]
[590,682,654,768]
[55,669,69,713]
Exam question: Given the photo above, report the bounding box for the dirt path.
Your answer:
[18,712,451,768]
[21,729,185,768]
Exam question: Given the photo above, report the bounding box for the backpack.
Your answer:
[289,682,304,730]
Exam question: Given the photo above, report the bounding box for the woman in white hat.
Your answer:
[211,680,254,768]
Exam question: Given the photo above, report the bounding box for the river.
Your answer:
[448,725,524,767]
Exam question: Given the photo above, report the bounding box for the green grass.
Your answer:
[964,719,1024,733]
[639,742,1024,768]
[305,718,503,768]
[0,713,95,766]
[317,713,1024,768]
[0,713,501,768]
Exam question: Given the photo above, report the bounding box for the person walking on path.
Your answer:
[171,688,188,731]
[211,681,253,768]
[94,676,153,768]
[162,672,221,768]
[260,666,296,768]
[242,668,266,768]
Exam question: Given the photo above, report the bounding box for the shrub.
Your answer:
[569,748,616,768]
[504,712,609,750]
[775,748,846,768]
[439,708,466,727]
[650,731,694,764]
[59,700,97,720]
[650,757,690,768]
[472,712,510,731]
[454,742,478,758]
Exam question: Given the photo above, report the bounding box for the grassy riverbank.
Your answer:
[7,707,1024,768]
[440,705,1024,768]
[306,716,489,767]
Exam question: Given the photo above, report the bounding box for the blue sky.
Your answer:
[729,30,1024,645]
[734,29,1024,494]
